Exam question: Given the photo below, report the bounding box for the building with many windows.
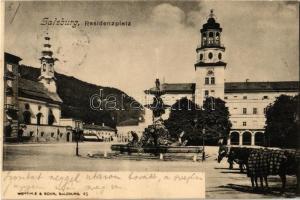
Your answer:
[145,10,299,146]
[4,36,73,143]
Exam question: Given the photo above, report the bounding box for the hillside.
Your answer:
[19,65,143,128]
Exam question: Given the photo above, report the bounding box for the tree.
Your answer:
[164,97,231,145]
[265,94,299,148]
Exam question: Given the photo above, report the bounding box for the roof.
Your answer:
[145,83,195,94]
[145,81,299,95]
[83,124,116,131]
[5,52,22,64]
[201,17,222,32]
[225,81,299,93]
[19,78,63,104]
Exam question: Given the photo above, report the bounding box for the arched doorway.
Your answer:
[67,132,70,142]
[242,132,252,145]
[230,132,239,145]
[255,132,265,146]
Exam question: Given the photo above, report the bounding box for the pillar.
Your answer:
[239,132,243,146]
[251,132,255,146]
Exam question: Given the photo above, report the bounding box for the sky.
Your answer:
[4,1,299,100]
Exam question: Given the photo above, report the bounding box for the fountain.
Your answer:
[110,79,204,161]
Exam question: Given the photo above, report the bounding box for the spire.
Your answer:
[38,32,58,93]
[209,9,215,19]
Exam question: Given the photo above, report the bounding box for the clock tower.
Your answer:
[38,34,58,93]
[194,10,227,106]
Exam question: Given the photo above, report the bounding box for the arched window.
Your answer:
[200,54,203,60]
[49,63,53,72]
[209,32,213,37]
[36,113,42,125]
[42,64,46,72]
[48,109,55,125]
[208,52,213,59]
[230,132,240,145]
[23,111,31,124]
[23,104,31,124]
[243,132,252,145]
[218,53,222,60]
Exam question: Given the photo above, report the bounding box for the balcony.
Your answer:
[196,43,225,51]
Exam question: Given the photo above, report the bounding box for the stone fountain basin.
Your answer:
[111,144,203,154]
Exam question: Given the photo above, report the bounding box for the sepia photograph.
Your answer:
[2,0,300,199]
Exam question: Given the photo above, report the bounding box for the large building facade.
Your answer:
[145,10,299,146]
[4,36,74,143]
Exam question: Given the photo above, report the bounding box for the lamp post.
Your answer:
[75,122,80,156]
[202,128,206,161]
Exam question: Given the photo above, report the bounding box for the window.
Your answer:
[263,96,269,100]
[36,113,42,125]
[23,111,31,124]
[203,33,207,37]
[208,52,213,59]
[30,131,34,137]
[243,108,247,114]
[224,96,228,99]
[205,77,209,85]
[7,80,12,87]
[41,132,44,137]
[200,54,203,60]
[233,121,237,123]
[211,77,215,84]
[243,96,247,99]
[48,109,55,125]
[233,107,237,110]
[209,32,213,37]
[43,64,46,72]
[253,108,257,114]
[204,90,209,97]
[234,96,238,98]
[49,64,53,72]
[51,132,55,137]
[243,122,247,126]
[218,53,222,59]
[7,64,13,72]
[216,32,220,37]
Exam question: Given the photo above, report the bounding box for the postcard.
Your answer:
[2,0,299,199]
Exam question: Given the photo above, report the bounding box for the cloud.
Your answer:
[4,1,299,100]
[149,3,185,27]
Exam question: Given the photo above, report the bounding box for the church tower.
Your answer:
[38,35,58,93]
[194,10,227,106]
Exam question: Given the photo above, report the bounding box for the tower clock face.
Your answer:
[208,52,213,59]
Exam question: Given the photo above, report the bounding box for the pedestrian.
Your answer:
[18,125,25,143]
